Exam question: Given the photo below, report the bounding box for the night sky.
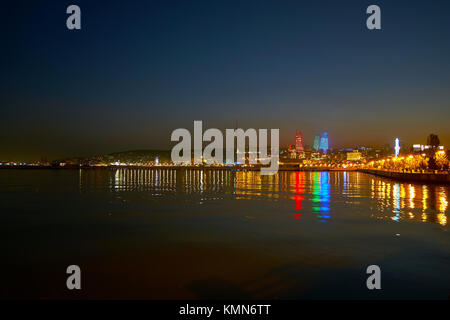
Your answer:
[1,0,450,161]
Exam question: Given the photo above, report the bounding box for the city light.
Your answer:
[395,138,400,158]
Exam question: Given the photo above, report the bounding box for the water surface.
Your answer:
[0,169,448,299]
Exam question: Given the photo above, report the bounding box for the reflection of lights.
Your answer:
[392,184,400,221]
[421,213,427,222]
[437,213,447,226]
[98,169,450,227]
[294,172,305,216]
[371,179,375,198]
[437,214,447,226]
[438,187,448,213]
[312,172,331,222]
[400,184,406,209]
[200,170,204,193]
[422,185,428,211]
[386,183,391,200]
[409,184,415,209]
[342,172,349,195]
[115,169,120,189]
[108,168,181,191]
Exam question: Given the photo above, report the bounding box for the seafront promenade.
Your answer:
[359,168,450,184]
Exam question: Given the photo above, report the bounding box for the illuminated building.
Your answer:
[394,138,400,157]
[319,132,329,153]
[313,135,320,151]
[295,130,305,158]
[287,145,297,159]
[346,150,362,161]
[413,144,445,152]
[295,131,304,153]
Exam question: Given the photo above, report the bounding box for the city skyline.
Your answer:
[0,128,446,162]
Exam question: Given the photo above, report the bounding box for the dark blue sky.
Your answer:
[1,0,450,160]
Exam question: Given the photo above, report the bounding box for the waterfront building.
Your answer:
[295,131,305,153]
[346,150,362,161]
[413,144,445,153]
[313,135,320,151]
[319,132,329,153]
[295,131,305,159]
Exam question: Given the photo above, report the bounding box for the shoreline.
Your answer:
[359,168,450,184]
[1,166,450,184]
[0,165,356,172]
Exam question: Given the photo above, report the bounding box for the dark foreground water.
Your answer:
[0,169,448,299]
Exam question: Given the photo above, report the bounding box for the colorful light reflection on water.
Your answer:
[1,168,448,299]
[83,169,449,227]
[311,172,331,222]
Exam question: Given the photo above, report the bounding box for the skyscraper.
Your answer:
[319,132,329,153]
[313,135,320,151]
[295,130,304,154]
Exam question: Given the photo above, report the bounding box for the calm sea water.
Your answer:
[0,169,448,299]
